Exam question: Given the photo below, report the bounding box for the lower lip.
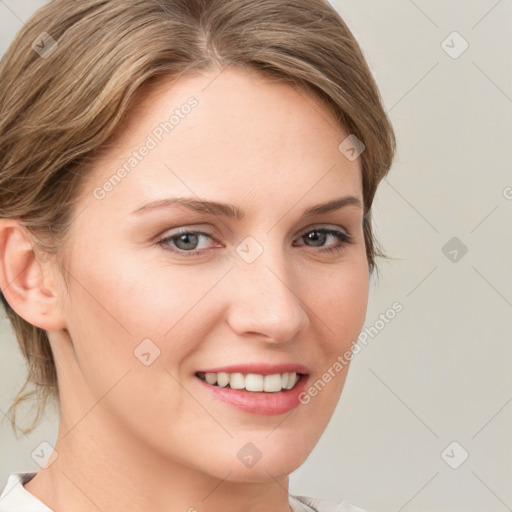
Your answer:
[195,374,309,415]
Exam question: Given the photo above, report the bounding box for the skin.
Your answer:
[0,67,369,512]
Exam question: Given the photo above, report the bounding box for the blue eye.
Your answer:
[158,227,353,256]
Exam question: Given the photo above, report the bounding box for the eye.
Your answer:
[295,228,353,254]
[158,226,353,256]
[158,229,217,255]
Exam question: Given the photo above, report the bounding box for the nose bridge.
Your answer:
[228,238,309,341]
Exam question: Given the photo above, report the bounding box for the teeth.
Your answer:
[230,373,245,390]
[245,373,263,392]
[205,373,217,385]
[217,372,229,387]
[198,371,300,392]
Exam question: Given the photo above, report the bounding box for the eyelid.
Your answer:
[155,223,216,241]
[297,223,349,236]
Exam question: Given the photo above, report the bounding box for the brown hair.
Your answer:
[0,0,395,436]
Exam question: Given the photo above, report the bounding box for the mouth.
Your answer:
[193,365,311,415]
[195,371,303,393]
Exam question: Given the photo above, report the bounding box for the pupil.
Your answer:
[176,233,198,250]
[307,231,325,247]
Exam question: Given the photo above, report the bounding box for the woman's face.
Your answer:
[51,68,369,480]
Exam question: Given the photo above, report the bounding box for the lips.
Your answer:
[195,363,310,375]
[194,370,310,415]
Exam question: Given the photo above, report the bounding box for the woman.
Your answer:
[0,0,395,511]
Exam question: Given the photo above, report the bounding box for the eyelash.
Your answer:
[158,227,353,256]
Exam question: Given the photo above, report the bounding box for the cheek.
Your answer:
[297,263,368,436]
[62,247,224,390]
[311,257,369,352]
[61,252,166,392]
[61,253,204,440]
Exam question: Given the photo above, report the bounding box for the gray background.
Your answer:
[1,1,511,511]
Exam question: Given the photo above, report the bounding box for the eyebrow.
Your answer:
[131,195,364,219]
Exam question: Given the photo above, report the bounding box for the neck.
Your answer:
[24,402,292,512]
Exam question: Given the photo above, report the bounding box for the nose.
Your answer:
[226,245,310,343]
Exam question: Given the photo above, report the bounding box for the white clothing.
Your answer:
[0,472,368,512]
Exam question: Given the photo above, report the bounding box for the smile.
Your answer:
[195,371,301,392]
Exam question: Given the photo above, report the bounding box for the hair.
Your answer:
[0,0,395,437]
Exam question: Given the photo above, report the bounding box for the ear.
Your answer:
[0,219,67,331]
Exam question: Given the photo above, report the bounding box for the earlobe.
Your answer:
[0,219,67,331]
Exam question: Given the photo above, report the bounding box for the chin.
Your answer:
[217,457,304,483]
[205,437,311,482]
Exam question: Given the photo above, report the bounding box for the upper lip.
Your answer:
[196,363,310,375]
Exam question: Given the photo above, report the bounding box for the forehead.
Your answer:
[82,67,362,215]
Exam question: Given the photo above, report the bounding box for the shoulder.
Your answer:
[2,474,369,512]
[0,472,52,511]
[290,494,369,512]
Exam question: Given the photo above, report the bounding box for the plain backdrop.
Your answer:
[1,1,511,511]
